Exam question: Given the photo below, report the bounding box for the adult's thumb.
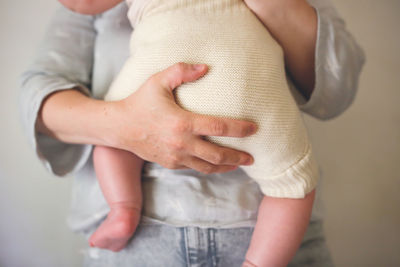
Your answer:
[156,62,208,91]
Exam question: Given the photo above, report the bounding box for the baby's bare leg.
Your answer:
[244,190,316,267]
[90,145,144,252]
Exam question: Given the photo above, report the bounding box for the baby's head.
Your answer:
[58,0,123,15]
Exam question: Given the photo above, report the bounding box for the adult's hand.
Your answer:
[38,63,257,174]
[106,63,256,173]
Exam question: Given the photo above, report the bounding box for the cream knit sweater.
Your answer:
[105,0,319,198]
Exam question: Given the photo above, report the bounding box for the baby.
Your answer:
[59,0,319,265]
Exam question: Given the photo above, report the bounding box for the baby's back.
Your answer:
[106,0,319,198]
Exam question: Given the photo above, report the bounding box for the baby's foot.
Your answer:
[89,205,141,252]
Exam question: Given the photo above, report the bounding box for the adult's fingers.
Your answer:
[183,156,239,174]
[153,62,208,91]
[242,260,258,267]
[190,138,254,166]
[188,113,258,138]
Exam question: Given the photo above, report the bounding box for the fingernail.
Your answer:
[242,156,254,165]
[247,124,257,135]
[193,64,205,71]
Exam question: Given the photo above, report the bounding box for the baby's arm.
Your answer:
[244,190,316,267]
[58,0,123,15]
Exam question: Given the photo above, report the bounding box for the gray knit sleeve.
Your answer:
[19,7,96,176]
[291,0,366,120]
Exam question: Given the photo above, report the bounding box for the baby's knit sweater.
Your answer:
[106,0,319,198]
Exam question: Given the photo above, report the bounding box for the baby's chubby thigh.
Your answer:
[178,68,317,198]
[175,57,307,168]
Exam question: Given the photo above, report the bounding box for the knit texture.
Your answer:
[106,0,319,198]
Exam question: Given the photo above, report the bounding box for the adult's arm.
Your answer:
[20,6,256,177]
[245,0,366,120]
[37,63,257,174]
[19,7,96,176]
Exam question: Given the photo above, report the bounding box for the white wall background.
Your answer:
[0,1,86,267]
[0,0,399,266]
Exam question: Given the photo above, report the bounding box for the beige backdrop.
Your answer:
[304,1,400,266]
[0,0,399,266]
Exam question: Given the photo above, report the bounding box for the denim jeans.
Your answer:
[83,220,333,267]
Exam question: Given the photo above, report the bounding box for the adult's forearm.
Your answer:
[37,89,113,147]
[245,0,317,99]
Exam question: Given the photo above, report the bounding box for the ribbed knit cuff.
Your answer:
[253,144,319,199]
